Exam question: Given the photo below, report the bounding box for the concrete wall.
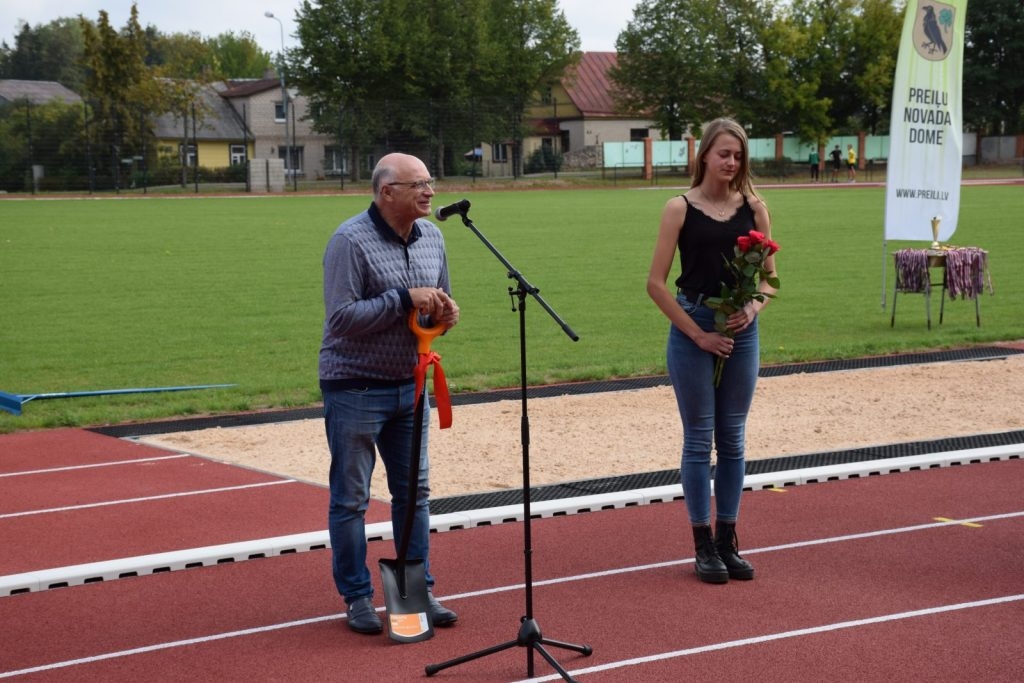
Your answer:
[248,157,285,193]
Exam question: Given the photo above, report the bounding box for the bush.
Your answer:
[525,147,564,174]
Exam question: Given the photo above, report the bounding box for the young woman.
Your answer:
[646,118,778,584]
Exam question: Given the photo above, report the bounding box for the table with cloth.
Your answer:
[890,246,993,328]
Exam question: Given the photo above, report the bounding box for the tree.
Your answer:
[145,29,220,80]
[782,0,861,134]
[338,0,490,179]
[758,9,831,142]
[475,0,580,176]
[718,0,777,136]
[291,0,396,180]
[609,1,905,145]
[0,18,87,92]
[963,0,1024,135]
[0,99,89,191]
[761,0,900,145]
[141,29,272,80]
[848,0,902,135]
[79,4,165,189]
[610,0,733,140]
[207,31,273,79]
[290,0,578,178]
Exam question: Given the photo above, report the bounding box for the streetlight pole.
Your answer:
[264,11,294,191]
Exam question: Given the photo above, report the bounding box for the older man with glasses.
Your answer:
[319,152,460,635]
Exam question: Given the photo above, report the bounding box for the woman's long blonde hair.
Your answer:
[691,117,762,204]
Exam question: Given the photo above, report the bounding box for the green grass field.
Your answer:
[1,181,1021,432]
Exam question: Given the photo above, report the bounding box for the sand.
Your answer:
[138,352,1024,499]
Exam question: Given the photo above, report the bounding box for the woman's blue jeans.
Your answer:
[666,293,759,526]
[322,383,433,604]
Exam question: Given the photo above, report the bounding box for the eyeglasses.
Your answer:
[387,178,435,191]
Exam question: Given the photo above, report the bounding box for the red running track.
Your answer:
[1,429,1022,681]
[0,428,388,575]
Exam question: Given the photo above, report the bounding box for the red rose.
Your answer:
[748,230,766,245]
[737,236,751,252]
[765,239,780,255]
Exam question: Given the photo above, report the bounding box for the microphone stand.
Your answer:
[425,208,591,681]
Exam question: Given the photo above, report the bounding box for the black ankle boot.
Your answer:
[715,520,755,580]
[691,525,728,584]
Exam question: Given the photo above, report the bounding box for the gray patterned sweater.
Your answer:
[319,203,451,387]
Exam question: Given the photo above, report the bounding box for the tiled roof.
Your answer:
[151,81,249,141]
[219,78,282,98]
[0,79,82,105]
[561,52,619,117]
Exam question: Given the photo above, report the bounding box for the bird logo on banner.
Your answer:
[914,2,955,61]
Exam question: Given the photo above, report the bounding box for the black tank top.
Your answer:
[673,194,756,296]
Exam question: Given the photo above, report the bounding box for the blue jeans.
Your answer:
[322,383,433,604]
[666,294,759,526]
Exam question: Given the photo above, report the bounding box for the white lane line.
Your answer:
[0,454,190,478]
[3,511,1020,678]
[517,594,1024,682]
[509,510,1024,591]
[0,480,296,519]
[0,613,344,679]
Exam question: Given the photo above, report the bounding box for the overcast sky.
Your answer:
[1,0,640,57]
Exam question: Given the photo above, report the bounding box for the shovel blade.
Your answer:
[378,558,434,643]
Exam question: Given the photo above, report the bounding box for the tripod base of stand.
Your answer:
[425,617,591,682]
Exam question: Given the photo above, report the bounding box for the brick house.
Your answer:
[219,75,339,181]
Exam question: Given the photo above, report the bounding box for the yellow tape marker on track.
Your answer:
[934,517,983,528]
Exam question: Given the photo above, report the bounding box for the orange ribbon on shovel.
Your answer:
[409,310,452,429]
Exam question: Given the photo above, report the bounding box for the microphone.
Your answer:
[433,199,471,222]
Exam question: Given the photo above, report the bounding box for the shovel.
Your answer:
[378,310,452,643]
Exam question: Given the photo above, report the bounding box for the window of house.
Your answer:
[229,144,246,166]
[630,128,650,141]
[492,143,509,163]
[324,146,346,176]
[179,143,197,166]
[279,145,304,175]
[274,101,286,122]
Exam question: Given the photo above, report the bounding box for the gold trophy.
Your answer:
[930,215,941,249]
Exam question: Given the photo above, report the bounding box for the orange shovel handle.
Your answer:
[408,310,453,429]
[408,310,449,354]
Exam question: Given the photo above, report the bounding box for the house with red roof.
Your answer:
[472,52,666,177]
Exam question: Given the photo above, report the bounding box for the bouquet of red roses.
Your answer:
[704,230,780,386]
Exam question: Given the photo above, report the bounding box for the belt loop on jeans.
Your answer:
[677,288,706,306]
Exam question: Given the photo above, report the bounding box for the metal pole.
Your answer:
[291,98,297,191]
[25,100,35,195]
[191,101,199,193]
[243,103,251,193]
[552,97,558,180]
[265,12,290,192]
[338,103,345,191]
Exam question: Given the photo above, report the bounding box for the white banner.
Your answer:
[884,0,967,242]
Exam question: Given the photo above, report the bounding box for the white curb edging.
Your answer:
[2,445,1019,597]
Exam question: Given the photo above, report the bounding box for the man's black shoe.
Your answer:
[346,597,383,634]
[427,591,458,627]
